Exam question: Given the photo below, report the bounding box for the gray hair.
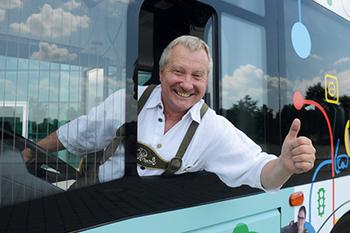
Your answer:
[159,35,213,80]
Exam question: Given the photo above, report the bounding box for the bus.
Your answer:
[1,0,350,232]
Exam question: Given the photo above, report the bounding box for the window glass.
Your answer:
[204,18,214,108]
[220,13,268,145]
[222,0,265,16]
[280,0,350,183]
[0,0,129,198]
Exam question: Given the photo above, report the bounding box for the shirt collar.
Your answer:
[145,85,204,124]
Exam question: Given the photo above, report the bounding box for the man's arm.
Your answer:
[22,131,66,163]
[260,118,316,190]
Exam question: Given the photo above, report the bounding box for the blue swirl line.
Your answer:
[309,159,332,223]
[298,0,302,23]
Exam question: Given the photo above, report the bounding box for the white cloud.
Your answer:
[292,76,323,98]
[309,54,323,60]
[63,0,82,10]
[10,4,90,38]
[333,57,350,66]
[0,8,5,21]
[335,69,350,96]
[0,0,22,9]
[30,42,77,62]
[221,64,269,108]
[0,0,22,21]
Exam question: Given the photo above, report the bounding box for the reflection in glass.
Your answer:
[220,13,269,145]
[0,0,129,195]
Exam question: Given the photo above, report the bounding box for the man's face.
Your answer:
[297,210,306,230]
[159,44,209,115]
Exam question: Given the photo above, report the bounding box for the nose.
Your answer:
[179,74,193,91]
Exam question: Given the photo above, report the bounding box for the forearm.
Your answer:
[260,158,293,190]
[22,131,65,162]
[36,131,65,152]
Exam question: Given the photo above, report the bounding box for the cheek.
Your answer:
[195,81,207,92]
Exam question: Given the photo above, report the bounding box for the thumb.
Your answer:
[287,118,301,139]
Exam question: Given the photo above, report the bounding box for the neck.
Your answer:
[163,109,187,134]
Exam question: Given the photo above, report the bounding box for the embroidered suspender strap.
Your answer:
[101,84,158,165]
[161,102,209,176]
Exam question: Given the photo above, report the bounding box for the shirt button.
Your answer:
[157,143,162,148]
[159,105,163,109]
[158,118,163,122]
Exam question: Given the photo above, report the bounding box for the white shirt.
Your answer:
[58,85,278,192]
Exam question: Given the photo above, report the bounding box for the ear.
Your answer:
[159,68,163,82]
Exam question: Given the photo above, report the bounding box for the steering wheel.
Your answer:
[1,127,78,182]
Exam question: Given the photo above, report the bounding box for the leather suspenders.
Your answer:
[104,85,209,175]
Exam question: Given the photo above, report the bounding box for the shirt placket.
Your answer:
[154,104,165,154]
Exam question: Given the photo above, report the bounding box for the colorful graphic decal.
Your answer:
[281,206,316,233]
[232,223,257,233]
[325,74,339,104]
[291,0,311,59]
[290,75,350,232]
[314,0,350,22]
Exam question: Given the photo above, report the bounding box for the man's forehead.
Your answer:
[168,44,209,65]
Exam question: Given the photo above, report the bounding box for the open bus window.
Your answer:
[0,0,217,206]
[139,0,215,107]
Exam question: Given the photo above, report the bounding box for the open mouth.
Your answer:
[175,90,192,98]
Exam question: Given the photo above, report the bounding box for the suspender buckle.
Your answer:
[163,157,182,175]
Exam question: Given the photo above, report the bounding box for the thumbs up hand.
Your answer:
[280,118,316,174]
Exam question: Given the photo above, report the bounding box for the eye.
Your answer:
[193,73,204,80]
[173,69,184,76]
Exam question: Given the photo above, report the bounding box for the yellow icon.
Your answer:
[345,120,350,157]
[325,74,339,104]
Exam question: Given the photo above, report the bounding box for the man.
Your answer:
[22,36,315,192]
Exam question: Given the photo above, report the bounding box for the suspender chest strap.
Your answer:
[100,84,158,165]
[104,84,209,176]
[161,102,208,176]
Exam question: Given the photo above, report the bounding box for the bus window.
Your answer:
[139,0,215,107]
[278,0,350,186]
[219,1,280,154]
[0,0,131,203]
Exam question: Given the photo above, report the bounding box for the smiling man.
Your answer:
[22,35,315,192]
[159,40,210,133]
[136,35,315,191]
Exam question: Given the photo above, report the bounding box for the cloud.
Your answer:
[0,0,22,21]
[0,9,4,21]
[10,4,90,38]
[0,0,22,9]
[221,64,271,108]
[292,76,323,97]
[309,54,323,60]
[30,42,77,62]
[333,57,350,66]
[335,69,350,96]
[63,0,82,10]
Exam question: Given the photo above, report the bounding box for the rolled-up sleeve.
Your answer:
[57,89,125,155]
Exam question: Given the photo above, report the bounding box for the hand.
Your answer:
[21,148,36,163]
[280,118,316,175]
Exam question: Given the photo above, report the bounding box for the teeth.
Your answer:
[177,91,190,97]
